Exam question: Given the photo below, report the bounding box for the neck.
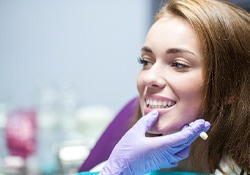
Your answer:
[161,158,195,172]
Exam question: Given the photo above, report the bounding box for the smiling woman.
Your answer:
[132,0,250,174]
[77,0,250,175]
[137,14,203,134]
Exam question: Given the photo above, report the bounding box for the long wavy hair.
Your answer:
[131,0,250,174]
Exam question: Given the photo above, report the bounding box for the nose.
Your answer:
[143,63,166,89]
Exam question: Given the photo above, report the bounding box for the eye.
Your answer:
[171,61,189,70]
[137,57,153,67]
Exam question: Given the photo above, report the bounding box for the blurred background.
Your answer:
[0,0,249,175]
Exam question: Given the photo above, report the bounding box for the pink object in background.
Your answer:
[4,109,37,159]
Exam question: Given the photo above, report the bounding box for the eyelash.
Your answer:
[171,61,189,70]
[138,57,189,70]
[138,57,151,66]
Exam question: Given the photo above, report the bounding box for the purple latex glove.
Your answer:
[99,110,210,175]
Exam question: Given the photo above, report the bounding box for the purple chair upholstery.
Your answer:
[78,96,139,172]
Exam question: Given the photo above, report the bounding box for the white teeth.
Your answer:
[158,101,163,106]
[163,101,167,107]
[153,100,157,105]
[167,101,172,107]
[150,99,153,105]
[146,99,176,108]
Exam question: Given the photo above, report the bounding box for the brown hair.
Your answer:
[132,0,250,173]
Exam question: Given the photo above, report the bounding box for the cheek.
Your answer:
[176,78,203,119]
[173,70,203,102]
[179,77,203,103]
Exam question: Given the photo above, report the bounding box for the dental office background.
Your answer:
[0,0,249,175]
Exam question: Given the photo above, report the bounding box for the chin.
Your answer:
[148,122,181,135]
[147,123,167,135]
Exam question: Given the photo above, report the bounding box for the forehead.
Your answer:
[144,15,202,59]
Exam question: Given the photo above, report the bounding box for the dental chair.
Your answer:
[78,96,139,172]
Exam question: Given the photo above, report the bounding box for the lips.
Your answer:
[145,98,176,109]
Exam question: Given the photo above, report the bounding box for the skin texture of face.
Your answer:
[137,15,204,134]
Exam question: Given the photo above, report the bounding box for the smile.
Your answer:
[145,98,176,108]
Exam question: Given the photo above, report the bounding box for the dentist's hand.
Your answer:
[99,110,210,175]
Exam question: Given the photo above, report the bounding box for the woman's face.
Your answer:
[137,15,204,134]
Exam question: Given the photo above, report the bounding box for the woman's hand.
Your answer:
[99,110,210,175]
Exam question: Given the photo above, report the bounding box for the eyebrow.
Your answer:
[141,46,153,53]
[166,48,195,56]
[141,46,195,56]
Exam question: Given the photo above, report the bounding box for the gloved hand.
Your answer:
[98,110,210,175]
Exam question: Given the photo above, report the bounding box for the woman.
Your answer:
[132,0,250,174]
[79,0,250,174]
